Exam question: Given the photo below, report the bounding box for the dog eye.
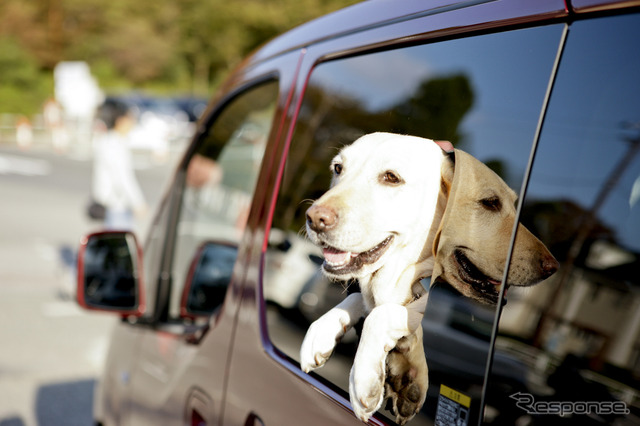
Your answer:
[381,171,403,185]
[480,196,502,211]
[333,163,343,175]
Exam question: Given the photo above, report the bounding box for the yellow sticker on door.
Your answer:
[435,384,471,426]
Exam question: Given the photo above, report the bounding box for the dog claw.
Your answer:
[351,383,384,423]
[350,365,385,424]
[313,354,324,366]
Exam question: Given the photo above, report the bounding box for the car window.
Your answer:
[169,81,278,320]
[263,24,563,424]
[489,13,640,424]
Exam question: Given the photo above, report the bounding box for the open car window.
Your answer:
[263,24,564,424]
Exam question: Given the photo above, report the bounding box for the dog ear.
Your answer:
[440,153,454,197]
[432,153,454,257]
[434,140,454,153]
[432,228,442,256]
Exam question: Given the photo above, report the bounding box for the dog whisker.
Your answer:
[297,225,308,239]
[299,198,315,207]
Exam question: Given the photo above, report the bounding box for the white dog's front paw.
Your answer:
[348,303,414,422]
[300,293,365,373]
[349,355,386,423]
[300,321,338,372]
[299,311,349,372]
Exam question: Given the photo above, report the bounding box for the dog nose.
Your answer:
[540,254,559,279]
[306,204,337,233]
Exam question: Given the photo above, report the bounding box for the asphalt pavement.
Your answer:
[0,142,180,425]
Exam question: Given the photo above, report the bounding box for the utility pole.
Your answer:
[532,123,640,348]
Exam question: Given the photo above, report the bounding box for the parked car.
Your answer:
[76,0,640,425]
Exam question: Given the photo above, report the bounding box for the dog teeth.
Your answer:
[323,247,352,266]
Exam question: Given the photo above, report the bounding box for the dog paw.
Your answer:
[300,310,350,372]
[385,346,429,425]
[349,357,387,423]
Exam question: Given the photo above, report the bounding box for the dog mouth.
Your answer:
[321,236,394,275]
[453,249,504,304]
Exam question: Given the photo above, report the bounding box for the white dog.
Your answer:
[300,132,557,424]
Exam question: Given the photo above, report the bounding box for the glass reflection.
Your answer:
[183,242,238,316]
[82,232,139,309]
[490,13,640,425]
[171,81,278,319]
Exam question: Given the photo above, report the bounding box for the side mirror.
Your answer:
[180,241,237,319]
[77,231,145,316]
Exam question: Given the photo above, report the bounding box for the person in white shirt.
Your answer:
[92,99,147,230]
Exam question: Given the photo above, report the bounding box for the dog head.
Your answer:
[305,133,446,282]
[432,149,559,304]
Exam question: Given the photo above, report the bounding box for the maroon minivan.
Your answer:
[76,0,640,424]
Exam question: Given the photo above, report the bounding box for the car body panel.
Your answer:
[570,0,640,12]
[252,0,569,64]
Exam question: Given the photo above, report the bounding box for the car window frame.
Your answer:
[478,22,569,416]
[144,75,282,331]
[259,12,572,426]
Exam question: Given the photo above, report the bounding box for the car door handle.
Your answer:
[244,413,265,426]
[186,389,212,426]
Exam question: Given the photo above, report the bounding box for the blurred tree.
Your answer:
[174,0,359,94]
[391,74,474,147]
[0,1,51,67]
[0,37,52,115]
[0,0,358,100]
[0,0,358,117]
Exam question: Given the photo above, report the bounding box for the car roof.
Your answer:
[244,0,637,68]
[252,0,475,63]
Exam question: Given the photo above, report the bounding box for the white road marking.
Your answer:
[0,154,52,176]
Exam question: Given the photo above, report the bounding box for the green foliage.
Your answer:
[0,37,52,116]
[0,0,359,116]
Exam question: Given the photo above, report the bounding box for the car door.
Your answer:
[223,2,569,425]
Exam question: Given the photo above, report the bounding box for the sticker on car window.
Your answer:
[435,384,470,426]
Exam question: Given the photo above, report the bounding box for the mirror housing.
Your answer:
[77,231,145,316]
[180,241,237,319]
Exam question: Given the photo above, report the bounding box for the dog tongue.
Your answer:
[323,247,352,266]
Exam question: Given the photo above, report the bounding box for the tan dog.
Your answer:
[433,148,559,304]
[300,132,557,424]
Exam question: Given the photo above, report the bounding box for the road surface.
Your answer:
[0,143,179,426]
